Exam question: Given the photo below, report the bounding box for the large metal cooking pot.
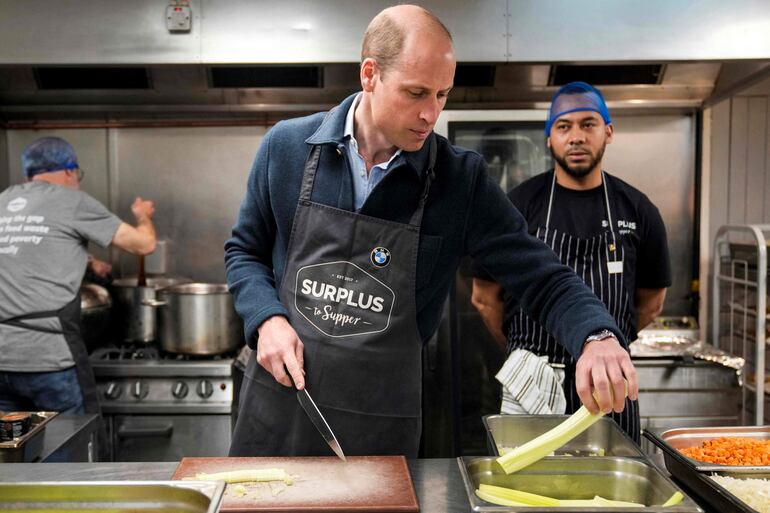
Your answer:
[80,283,111,353]
[110,276,190,343]
[151,283,243,355]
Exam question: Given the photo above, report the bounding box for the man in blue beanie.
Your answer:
[0,136,158,415]
[471,82,671,443]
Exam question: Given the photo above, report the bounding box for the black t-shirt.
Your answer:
[476,170,671,348]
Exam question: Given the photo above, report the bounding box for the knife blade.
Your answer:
[286,367,346,461]
[296,387,347,461]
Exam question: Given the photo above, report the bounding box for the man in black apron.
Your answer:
[472,82,671,442]
[226,7,640,458]
[0,136,157,419]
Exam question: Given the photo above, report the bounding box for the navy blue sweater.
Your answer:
[225,94,624,357]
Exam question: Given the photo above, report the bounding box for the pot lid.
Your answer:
[160,283,229,295]
[111,275,192,290]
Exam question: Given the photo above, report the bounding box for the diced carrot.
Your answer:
[680,437,770,466]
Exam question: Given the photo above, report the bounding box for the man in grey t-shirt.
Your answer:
[0,136,157,415]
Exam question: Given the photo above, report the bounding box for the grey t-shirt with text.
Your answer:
[0,182,121,372]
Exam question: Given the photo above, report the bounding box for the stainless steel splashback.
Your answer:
[112,125,265,281]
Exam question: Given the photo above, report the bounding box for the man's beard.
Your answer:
[551,144,606,179]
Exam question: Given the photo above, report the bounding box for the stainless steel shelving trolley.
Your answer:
[712,224,770,424]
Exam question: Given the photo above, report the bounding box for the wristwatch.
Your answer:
[585,329,616,344]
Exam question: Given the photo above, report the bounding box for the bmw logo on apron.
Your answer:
[370,247,390,268]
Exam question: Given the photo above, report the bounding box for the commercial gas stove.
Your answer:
[89,344,236,462]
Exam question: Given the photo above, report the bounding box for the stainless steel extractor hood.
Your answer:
[1,0,770,123]
[4,60,767,124]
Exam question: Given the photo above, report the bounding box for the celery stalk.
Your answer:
[478,483,646,508]
[662,491,684,507]
[591,495,645,507]
[496,405,604,474]
[475,488,529,506]
[194,468,293,484]
[478,483,560,506]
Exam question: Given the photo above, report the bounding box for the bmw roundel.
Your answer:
[370,246,391,268]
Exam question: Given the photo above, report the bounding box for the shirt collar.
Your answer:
[344,93,402,171]
[306,92,433,179]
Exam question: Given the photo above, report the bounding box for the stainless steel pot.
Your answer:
[110,276,190,343]
[151,283,243,355]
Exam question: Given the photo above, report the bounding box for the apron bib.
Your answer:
[230,134,436,457]
[508,171,640,442]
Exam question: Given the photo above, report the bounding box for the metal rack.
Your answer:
[712,224,769,424]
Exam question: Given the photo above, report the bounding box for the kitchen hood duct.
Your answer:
[454,64,497,88]
[210,65,323,88]
[550,65,664,86]
[35,67,151,90]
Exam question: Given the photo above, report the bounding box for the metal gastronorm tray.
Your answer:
[645,425,770,472]
[458,456,702,512]
[644,428,770,513]
[0,411,58,462]
[484,414,645,457]
[0,480,225,513]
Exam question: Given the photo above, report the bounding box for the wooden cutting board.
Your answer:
[171,456,419,512]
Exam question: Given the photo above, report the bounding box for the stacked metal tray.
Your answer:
[458,456,702,512]
[484,414,645,457]
[0,480,225,513]
[645,426,770,513]
[457,414,702,512]
[0,411,58,463]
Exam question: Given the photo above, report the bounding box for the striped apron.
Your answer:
[507,171,640,443]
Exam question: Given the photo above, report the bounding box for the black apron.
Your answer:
[0,294,100,415]
[508,171,640,443]
[230,134,436,457]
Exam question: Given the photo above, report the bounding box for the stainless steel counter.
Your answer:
[0,456,724,512]
[41,414,100,462]
[0,459,468,512]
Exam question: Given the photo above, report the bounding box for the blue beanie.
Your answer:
[21,137,80,178]
[545,82,611,136]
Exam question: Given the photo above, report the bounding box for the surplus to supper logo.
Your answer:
[294,261,395,338]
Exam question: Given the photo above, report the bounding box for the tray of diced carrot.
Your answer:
[646,425,770,471]
[644,427,770,513]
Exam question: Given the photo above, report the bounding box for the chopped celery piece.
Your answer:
[194,468,293,484]
[557,499,597,506]
[475,489,529,507]
[231,484,248,497]
[478,483,560,506]
[496,405,604,474]
[477,484,646,508]
[662,491,684,507]
[592,495,645,507]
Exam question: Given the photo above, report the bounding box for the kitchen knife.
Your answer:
[287,369,346,461]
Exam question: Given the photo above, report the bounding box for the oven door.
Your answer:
[109,414,231,461]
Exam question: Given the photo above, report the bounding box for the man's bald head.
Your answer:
[361,5,452,75]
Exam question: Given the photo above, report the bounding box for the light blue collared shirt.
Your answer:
[344,93,402,211]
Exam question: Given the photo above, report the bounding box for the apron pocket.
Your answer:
[313,345,422,417]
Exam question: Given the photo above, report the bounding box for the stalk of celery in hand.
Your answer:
[496,382,627,474]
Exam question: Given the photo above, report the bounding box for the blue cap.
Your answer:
[21,136,80,178]
[545,82,611,136]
